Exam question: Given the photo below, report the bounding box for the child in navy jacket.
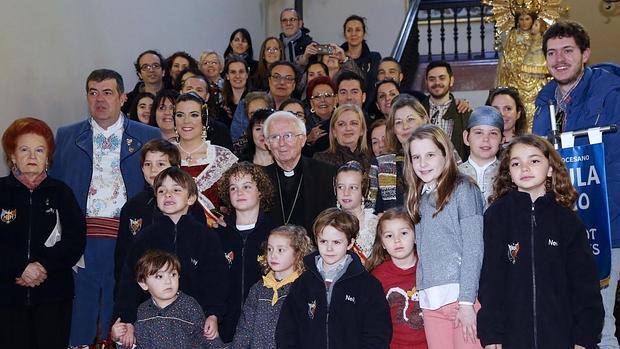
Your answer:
[213,162,277,342]
[114,139,206,291]
[477,135,603,348]
[276,208,392,349]
[113,167,229,347]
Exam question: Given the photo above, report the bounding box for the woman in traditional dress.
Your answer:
[173,92,238,226]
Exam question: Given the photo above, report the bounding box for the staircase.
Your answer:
[393,0,498,96]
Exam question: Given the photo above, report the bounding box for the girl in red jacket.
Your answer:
[367,208,428,349]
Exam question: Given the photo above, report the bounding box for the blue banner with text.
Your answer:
[560,143,611,287]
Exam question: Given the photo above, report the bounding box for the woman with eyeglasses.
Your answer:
[251,37,284,92]
[367,94,429,213]
[313,104,371,172]
[486,86,527,144]
[173,92,238,227]
[305,76,337,155]
[224,28,258,75]
[151,89,180,141]
[279,98,307,124]
[199,50,225,89]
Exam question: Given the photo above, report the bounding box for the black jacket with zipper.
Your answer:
[114,213,229,323]
[0,174,85,306]
[215,210,276,343]
[477,191,603,348]
[114,186,206,290]
[276,251,391,349]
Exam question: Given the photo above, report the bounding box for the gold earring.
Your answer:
[174,127,180,143]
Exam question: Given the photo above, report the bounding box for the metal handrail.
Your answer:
[391,0,422,61]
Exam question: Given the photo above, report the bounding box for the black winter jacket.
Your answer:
[276,251,392,349]
[114,186,206,288]
[279,27,314,63]
[114,213,229,323]
[340,41,381,96]
[215,211,277,342]
[477,191,603,349]
[0,174,85,306]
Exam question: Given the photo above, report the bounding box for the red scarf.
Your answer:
[13,169,47,190]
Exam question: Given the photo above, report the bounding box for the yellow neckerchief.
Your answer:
[262,271,300,305]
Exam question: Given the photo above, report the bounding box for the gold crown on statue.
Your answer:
[483,0,568,43]
[511,0,543,15]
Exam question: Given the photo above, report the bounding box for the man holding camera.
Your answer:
[279,8,314,64]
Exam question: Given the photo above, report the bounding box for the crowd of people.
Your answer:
[1,7,620,349]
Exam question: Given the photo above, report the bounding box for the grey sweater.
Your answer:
[415,177,484,304]
[122,292,225,349]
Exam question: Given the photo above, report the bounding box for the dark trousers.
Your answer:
[0,299,72,349]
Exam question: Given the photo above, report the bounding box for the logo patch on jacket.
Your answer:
[507,242,520,264]
[1,209,16,224]
[307,300,317,319]
[129,218,143,235]
[224,251,234,265]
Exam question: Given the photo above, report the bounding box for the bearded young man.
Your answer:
[532,20,620,349]
[421,61,471,159]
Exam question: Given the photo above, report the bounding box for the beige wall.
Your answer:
[0,0,268,176]
[563,0,620,64]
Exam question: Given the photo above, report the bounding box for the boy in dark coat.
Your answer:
[113,167,229,346]
[276,208,391,349]
[114,139,205,290]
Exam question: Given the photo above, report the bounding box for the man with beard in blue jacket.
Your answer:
[532,20,620,349]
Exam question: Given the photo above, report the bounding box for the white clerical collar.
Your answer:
[278,160,300,177]
[91,113,124,136]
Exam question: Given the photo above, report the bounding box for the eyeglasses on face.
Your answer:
[281,17,299,24]
[310,92,336,101]
[267,132,303,144]
[140,63,162,71]
[285,111,306,119]
[266,47,281,53]
[270,74,295,84]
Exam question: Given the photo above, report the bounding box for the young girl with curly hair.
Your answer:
[231,225,313,348]
[477,135,604,348]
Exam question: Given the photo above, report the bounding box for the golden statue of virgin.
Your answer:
[483,0,567,131]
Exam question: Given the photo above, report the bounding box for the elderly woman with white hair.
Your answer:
[263,111,336,234]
